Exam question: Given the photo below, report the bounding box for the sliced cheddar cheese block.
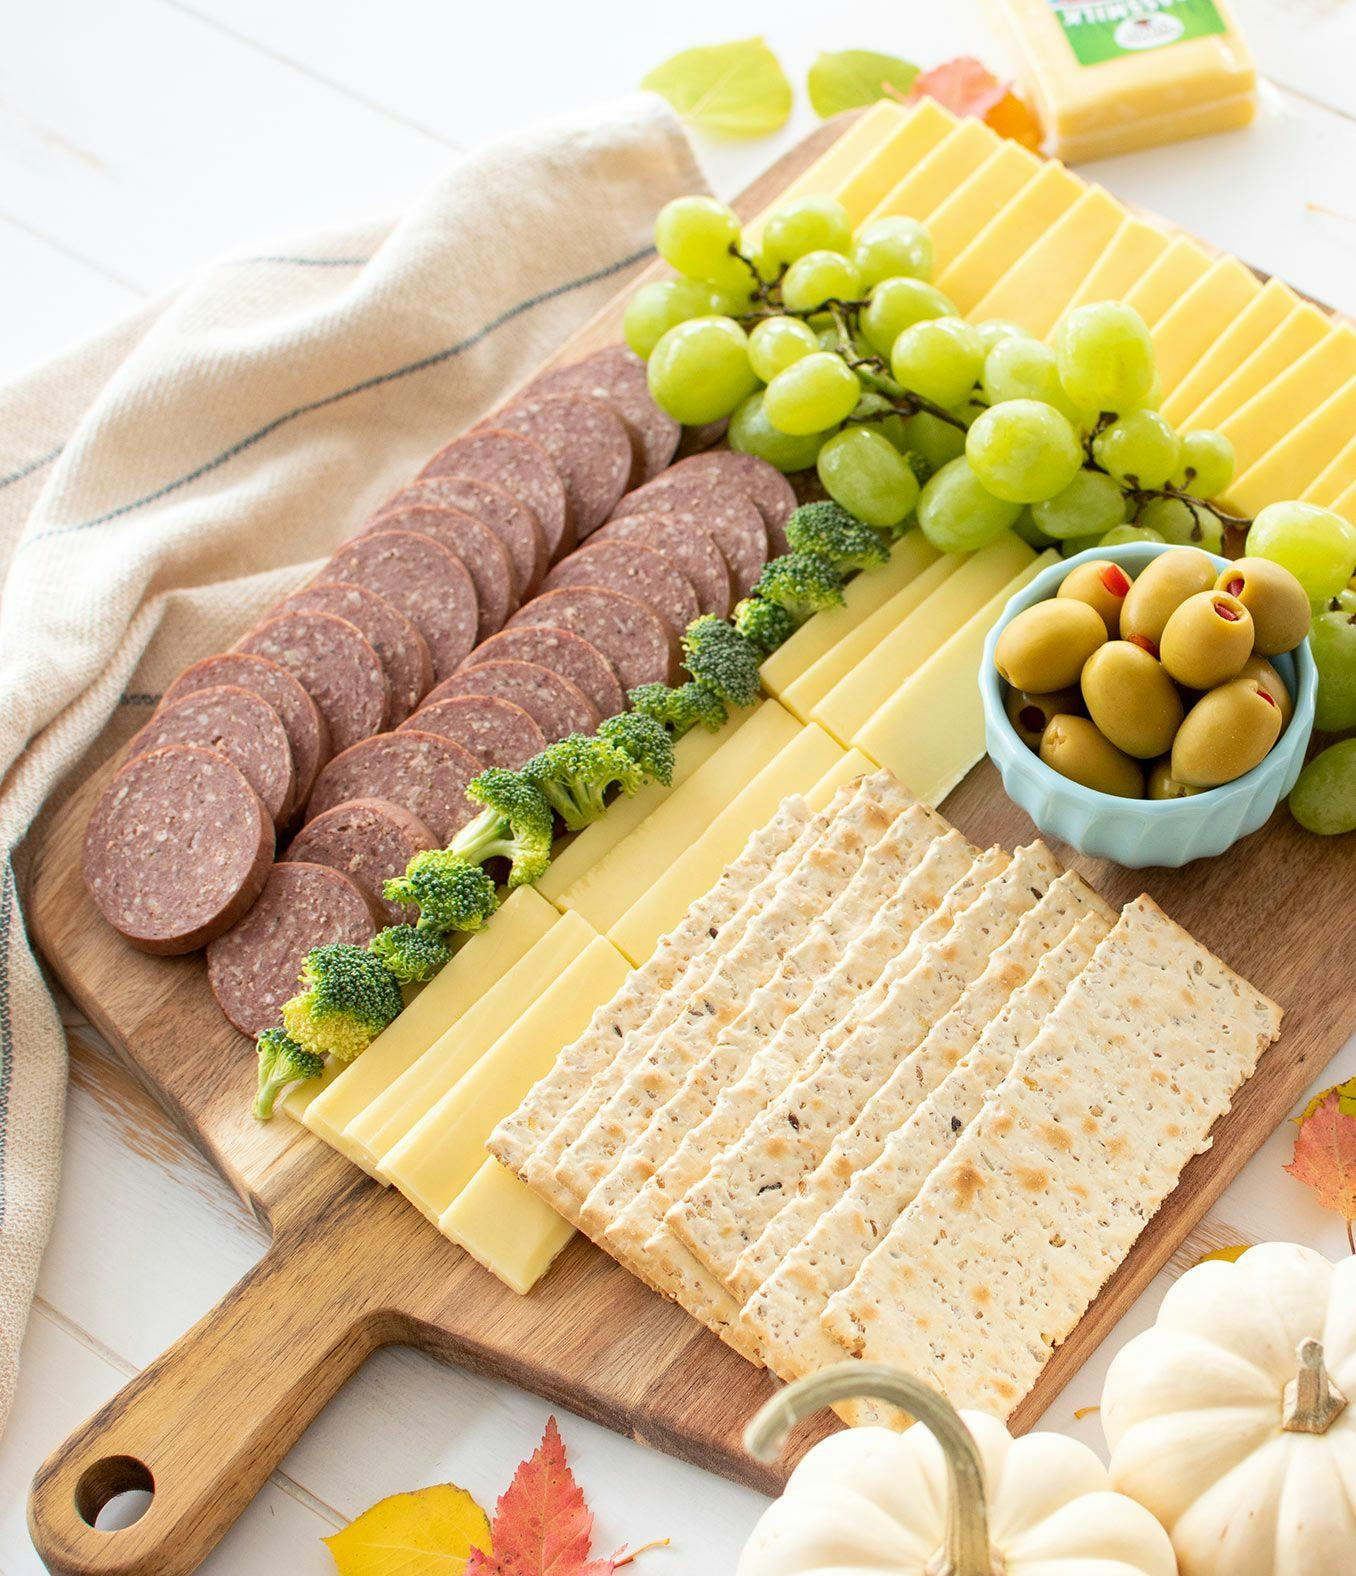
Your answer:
[1161,277,1299,424]
[440,1159,575,1296]
[806,748,877,811]
[1187,301,1331,431]
[938,162,1086,312]
[831,98,957,225]
[1055,217,1171,325]
[865,118,1000,226]
[1151,257,1262,394]
[1217,324,1356,476]
[1229,376,1356,518]
[924,142,1044,270]
[1120,236,1214,328]
[1333,478,1356,526]
[1302,433,1356,508]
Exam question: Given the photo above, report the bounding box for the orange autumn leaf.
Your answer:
[1191,1244,1251,1268]
[906,56,1042,150]
[1285,1087,1356,1253]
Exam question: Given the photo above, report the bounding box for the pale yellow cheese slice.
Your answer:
[924,142,1044,271]
[831,99,958,223]
[1333,478,1356,527]
[806,747,877,811]
[440,1159,575,1296]
[1055,217,1171,325]
[1151,257,1262,394]
[1302,433,1356,508]
[1120,237,1214,328]
[937,162,1086,312]
[1218,325,1356,476]
[1161,277,1299,425]
[1229,376,1356,517]
[747,101,914,235]
[1187,301,1332,430]
[864,118,1000,226]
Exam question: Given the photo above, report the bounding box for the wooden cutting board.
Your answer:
[25,113,1356,1576]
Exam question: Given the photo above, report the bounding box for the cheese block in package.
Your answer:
[982,0,1257,163]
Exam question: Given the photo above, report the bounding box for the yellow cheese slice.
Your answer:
[1186,302,1332,430]
[968,186,1125,338]
[1333,479,1356,527]
[1151,257,1262,394]
[1229,377,1356,517]
[938,162,1086,312]
[1056,218,1171,325]
[855,550,1059,803]
[1120,237,1214,328]
[345,913,595,1173]
[557,697,799,934]
[610,722,844,963]
[924,142,1044,271]
[1302,434,1356,508]
[762,530,942,716]
[748,101,914,234]
[1161,278,1299,425]
[440,1159,575,1296]
[381,936,630,1219]
[806,747,877,811]
[832,98,958,224]
[864,118,1000,225]
[813,532,1037,745]
[1217,325,1356,476]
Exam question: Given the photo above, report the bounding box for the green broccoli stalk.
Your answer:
[383,849,500,934]
[752,552,845,624]
[253,1027,325,1121]
[681,615,763,710]
[598,712,675,786]
[628,681,729,740]
[370,924,452,984]
[281,944,404,1066]
[523,733,644,831]
[785,501,890,571]
[450,767,554,890]
[733,596,797,655]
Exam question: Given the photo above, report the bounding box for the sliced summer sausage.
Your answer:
[305,729,481,844]
[674,419,729,459]
[459,625,624,722]
[541,539,700,640]
[373,475,546,596]
[494,394,631,541]
[661,451,798,555]
[207,861,381,1038]
[508,586,676,690]
[279,581,431,724]
[418,427,570,566]
[399,694,546,769]
[423,660,598,742]
[526,345,681,486]
[353,503,515,638]
[84,745,274,955]
[609,475,769,598]
[283,798,436,927]
[239,610,390,757]
[595,512,732,619]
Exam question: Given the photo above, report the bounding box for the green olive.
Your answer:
[1080,640,1184,758]
[994,599,1107,693]
[1237,653,1293,729]
[1215,556,1311,655]
[1039,713,1144,798]
[1159,590,1255,689]
[1057,558,1134,639]
[1171,677,1284,787]
[1119,546,1217,654]
[1146,757,1201,799]
[1003,685,1083,748]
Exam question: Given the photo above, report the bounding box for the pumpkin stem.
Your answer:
[1282,1339,1348,1435]
[744,1362,993,1576]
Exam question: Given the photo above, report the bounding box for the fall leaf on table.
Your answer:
[324,1482,492,1576]
[1191,1243,1252,1268]
[905,57,1042,151]
[1285,1083,1356,1253]
[807,49,919,118]
[642,38,793,138]
[1295,1075,1356,1126]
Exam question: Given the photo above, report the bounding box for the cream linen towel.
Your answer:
[0,94,706,1428]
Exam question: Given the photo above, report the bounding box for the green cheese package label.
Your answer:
[1049,0,1227,67]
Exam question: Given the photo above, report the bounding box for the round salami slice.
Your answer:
[541,539,700,640]
[424,660,598,742]
[595,512,731,619]
[283,798,436,927]
[508,586,676,690]
[609,477,769,598]
[494,394,631,542]
[419,427,569,566]
[399,694,546,768]
[239,610,390,757]
[84,745,273,956]
[280,581,431,724]
[305,729,481,844]
[459,626,624,721]
[675,419,729,459]
[207,861,381,1038]
[374,475,546,596]
[353,504,514,639]
[160,653,329,818]
[128,685,295,827]
[526,345,680,486]
[662,451,798,555]
[322,529,478,682]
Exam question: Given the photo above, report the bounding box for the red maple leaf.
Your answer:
[906,57,1042,150]
[1285,1086,1356,1253]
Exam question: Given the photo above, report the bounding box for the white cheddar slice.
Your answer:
[1055,217,1170,326]
[1334,478,1356,527]
[831,99,957,224]
[1161,278,1299,424]
[748,101,914,236]
[1121,236,1214,328]
[1229,377,1356,518]
[806,748,877,811]
[1218,325,1356,476]
[924,142,1044,270]
[938,162,1086,312]
[440,1159,575,1296]
[1150,257,1262,393]
[1187,302,1332,430]
[1302,433,1356,508]
[865,119,1000,226]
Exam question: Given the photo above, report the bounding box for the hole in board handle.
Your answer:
[75,1456,155,1531]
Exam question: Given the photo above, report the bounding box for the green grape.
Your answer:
[760,196,853,269]
[623,279,718,359]
[654,196,742,281]
[1055,301,1156,415]
[965,399,1082,505]
[851,215,933,288]
[982,337,1091,426]
[1013,509,1056,548]
[1093,410,1180,489]
[647,317,758,425]
[1289,739,1356,836]
[748,316,820,382]
[1248,501,1356,602]
[1101,523,1166,547]
[890,318,985,408]
[1030,468,1126,539]
[1311,593,1356,733]
[974,319,1030,355]
[917,457,1022,552]
[816,427,921,530]
[1172,428,1235,498]
[762,351,863,436]
[861,277,958,356]
[1060,532,1107,558]
[728,390,830,473]
[781,250,863,315]
[1138,496,1223,553]
[706,271,759,315]
[850,397,912,452]
[902,409,967,473]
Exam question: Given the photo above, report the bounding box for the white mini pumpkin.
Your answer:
[738,1362,1176,1576]
[1103,1242,1356,1576]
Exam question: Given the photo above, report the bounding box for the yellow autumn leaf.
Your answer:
[1192,1244,1251,1267]
[324,1483,491,1576]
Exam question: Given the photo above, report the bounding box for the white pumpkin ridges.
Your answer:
[666,841,1067,1292]
[821,896,1283,1421]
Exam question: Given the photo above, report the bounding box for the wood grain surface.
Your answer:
[24,112,1356,1576]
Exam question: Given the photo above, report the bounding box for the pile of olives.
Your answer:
[994,547,1311,799]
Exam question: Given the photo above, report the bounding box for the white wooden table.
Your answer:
[3,2,1354,1570]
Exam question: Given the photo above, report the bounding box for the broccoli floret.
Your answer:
[681,615,763,710]
[733,596,797,655]
[785,501,890,571]
[383,849,500,934]
[752,552,845,623]
[523,733,644,831]
[281,944,404,1066]
[370,924,452,984]
[598,712,675,786]
[628,681,729,740]
[253,1027,325,1122]
[451,768,554,890]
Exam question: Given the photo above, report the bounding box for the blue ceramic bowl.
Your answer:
[981,542,1317,868]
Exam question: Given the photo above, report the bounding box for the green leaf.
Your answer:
[642,37,793,138]
[807,49,919,119]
